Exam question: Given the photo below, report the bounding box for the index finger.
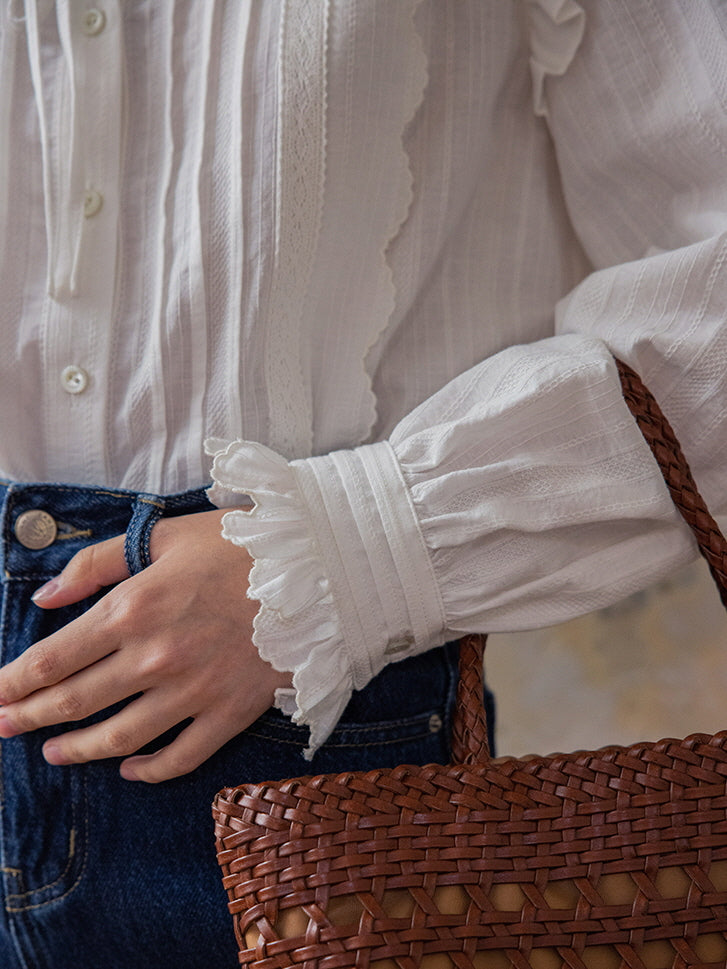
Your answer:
[0,590,123,705]
[31,534,129,609]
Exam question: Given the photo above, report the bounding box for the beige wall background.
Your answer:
[485,559,727,759]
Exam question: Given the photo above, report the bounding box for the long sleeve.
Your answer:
[209,0,727,756]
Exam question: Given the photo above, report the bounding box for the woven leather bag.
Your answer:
[213,360,727,969]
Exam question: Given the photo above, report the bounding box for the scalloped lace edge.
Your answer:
[358,0,429,444]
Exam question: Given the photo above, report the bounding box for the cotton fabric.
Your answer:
[2,1,727,753]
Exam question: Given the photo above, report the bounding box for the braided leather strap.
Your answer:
[615,357,727,603]
[451,357,727,765]
[450,633,488,764]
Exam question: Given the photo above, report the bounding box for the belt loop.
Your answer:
[124,495,166,576]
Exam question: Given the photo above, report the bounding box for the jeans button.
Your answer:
[14,510,58,549]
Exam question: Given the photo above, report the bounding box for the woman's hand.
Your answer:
[0,509,292,782]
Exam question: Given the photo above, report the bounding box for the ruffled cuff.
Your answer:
[524,0,585,117]
[205,437,447,758]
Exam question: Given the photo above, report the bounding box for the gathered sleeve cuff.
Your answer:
[206,436,448,759]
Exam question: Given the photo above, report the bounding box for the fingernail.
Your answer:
[120,763,139,781]
[43,743,69,765]
[0,714,17,738]
[31,578,61,605]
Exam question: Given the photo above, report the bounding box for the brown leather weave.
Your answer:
[615,358,727,605]
[214,359,727,968]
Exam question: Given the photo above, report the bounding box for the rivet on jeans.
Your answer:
[428,714,443,734]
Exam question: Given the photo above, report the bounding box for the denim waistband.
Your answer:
[0,480,212,581]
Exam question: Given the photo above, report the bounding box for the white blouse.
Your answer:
[2,0,726,755]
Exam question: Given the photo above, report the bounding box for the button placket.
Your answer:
[39,2,121,482]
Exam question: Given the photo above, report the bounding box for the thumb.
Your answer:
[31,534,129,608]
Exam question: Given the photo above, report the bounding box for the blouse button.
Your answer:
[81,9,106,37]
[61,365,89,395]
[83,188,103,218]
[384,635,414,657]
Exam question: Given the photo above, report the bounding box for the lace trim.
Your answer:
[264,0,329,459]
[524,0,585,117]
[264,0,429,458]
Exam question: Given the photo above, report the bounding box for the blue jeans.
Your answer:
[0,480,494,968]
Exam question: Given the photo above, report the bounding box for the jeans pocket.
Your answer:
[0,588,89,911]
[247,705,453,775]
[1,755,87,913]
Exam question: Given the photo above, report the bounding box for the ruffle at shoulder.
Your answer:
[524,0,585,117]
